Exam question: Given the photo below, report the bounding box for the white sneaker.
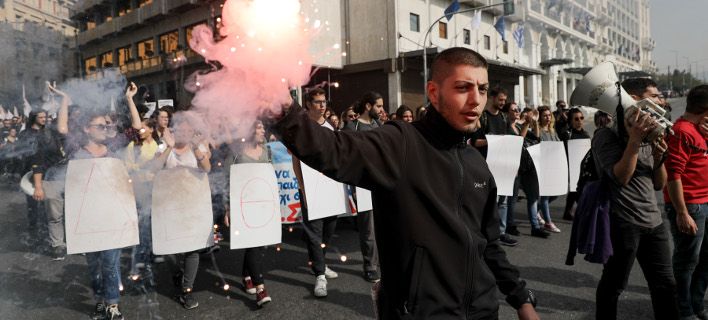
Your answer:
[314,275,327,297]
[544,223,561,233]
[324,266,339,279]
[537,214,546,225]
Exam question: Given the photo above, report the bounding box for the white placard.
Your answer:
[151,168,214,255]
[157,99,173,109]
[567,139,592,192]
[300,162,347,220]
[229,163,282,249]
[356,187,373,212]
[527,141,569,196]
[485,135,524,196]
[65,158,139,254]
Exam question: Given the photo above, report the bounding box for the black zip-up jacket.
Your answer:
[275,104,531,319]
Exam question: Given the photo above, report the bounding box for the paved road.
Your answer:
[0,144,687,320]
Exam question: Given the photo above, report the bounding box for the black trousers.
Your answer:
[356,210,379,272]
[301,206,338,277]
[243,247,266,285]
[596,216,679,320]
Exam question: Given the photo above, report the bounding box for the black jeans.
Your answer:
[243,247,266,286]
[596,216,679,320]
[170,251,200,291]
[356,210,379,272]
[301,206,338,277]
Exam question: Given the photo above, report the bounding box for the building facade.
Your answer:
[71,0,342,109]
[330,0,657,113]
[0,0,77,104]
[70,0,655,113]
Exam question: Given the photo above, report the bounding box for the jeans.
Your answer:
[243,247,265,286]
[43,180,65,248]
[301,205,338,277]
[538,196,553,225]
[498,177,520,234]
[667,203,708,318]
[596,216,679,320]
[86,249,122,305]
[357,210,379,272]
[170,251,200,291]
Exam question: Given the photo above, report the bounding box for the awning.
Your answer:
[564,67,592,75]
[488,59,546,76]
[618,70,652,78]
[540,58,574,68]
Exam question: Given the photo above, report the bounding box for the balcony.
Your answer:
[77,19,116,46]
[70,0,107,19]
[642,37,655,50]
[460,0,490,7]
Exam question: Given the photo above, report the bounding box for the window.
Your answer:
[410,13,420,32]
[117,46,132,66]
[84,56,97,74]
[160,31,179,54]
[439,22,448,39]
[484,35,491,50]
[463,29,471,45]
[503,41,508,54]
[100,51,113,67]
[137,38,155,59]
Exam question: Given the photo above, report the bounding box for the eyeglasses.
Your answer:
[347,114,357,119]
[89,124,115,131]
[312,100,327,105]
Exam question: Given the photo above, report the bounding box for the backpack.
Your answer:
[575,149,599,195]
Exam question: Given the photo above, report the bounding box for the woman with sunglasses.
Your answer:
[561,108,591,221]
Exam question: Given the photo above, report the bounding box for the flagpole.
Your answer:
[422,3,508,104]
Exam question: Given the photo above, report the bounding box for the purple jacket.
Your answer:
[566,180,613,265]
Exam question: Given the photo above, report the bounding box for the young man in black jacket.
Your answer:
[272,47,538,319]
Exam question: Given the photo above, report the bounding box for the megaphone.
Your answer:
[570,61,673,143]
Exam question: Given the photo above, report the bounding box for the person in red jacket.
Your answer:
[664,84,708,320]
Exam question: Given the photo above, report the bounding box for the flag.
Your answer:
[470,10,482,30]
[617,44,623,56]
[13,106,19,118]
[513,23,525,48]
[584,14,592,33]
[444,0,460,21]
[494,17,506,42]
[0,106,5,120]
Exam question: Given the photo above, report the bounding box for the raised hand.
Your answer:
[126,82,138,98]
[47,81,68,97]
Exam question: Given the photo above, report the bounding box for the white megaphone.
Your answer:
[570,61,673,143]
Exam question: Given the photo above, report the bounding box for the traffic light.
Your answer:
[503,0,515,16]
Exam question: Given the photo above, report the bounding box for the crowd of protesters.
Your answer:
[0,51,707,320]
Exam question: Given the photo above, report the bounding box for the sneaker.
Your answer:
[531,228,550,238]
[51,246,66,261]
[179,291,199,310]
[243,277,257,295]
[506,226,520,236]
[105,304,123,320]
[90,302,107,320]
[537,214,546,225]
[256,288,272,307]
[499,234,518,247]
[363,270,380,283]
[314,275,327,297]
[324,265,339,279]
[544,223,561,233]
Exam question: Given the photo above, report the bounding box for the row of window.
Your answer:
[83,23,201,74]
[408,12,506,52]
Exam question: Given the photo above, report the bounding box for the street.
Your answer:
[0,179,672,320]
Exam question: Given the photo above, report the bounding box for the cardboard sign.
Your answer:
[527,141,569,196]
[151,168,214,255]
[567,139,592,192]
[268,142,302,223]
[300,162,347,220]
[65,158,139,254]
[229,163,282,249]
[485,135,524,196]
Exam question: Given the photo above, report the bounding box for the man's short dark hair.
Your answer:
[568,107,583,119]
[556,100,567,108]
[621,78,658,97]
[490,87,508,98]
[430,47,488,84]
[686,85,708,115]
[305,88,326,105]
[354,91,383,115]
